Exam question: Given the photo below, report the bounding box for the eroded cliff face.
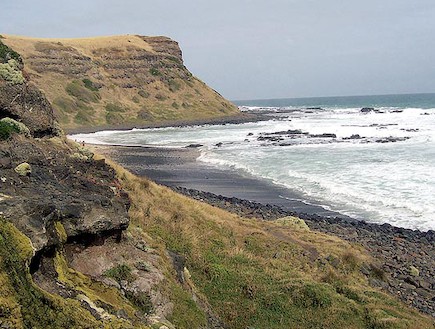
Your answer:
[0,41,191,329]
[2,35,240,130]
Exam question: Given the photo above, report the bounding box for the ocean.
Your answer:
[73,93,435,231]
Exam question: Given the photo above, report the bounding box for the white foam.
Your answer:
[73,106,435,231]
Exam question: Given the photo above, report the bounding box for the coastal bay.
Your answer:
[91,143,435,318]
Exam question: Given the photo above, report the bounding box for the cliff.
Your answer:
[1,35,240,131]
[0,38,434,329]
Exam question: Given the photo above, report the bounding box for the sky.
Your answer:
[1,0,434,100]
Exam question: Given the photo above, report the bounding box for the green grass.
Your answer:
[0,120,20,140]
[103,264,135,283]
[66,80,100,103]
[149,67,161,76]
[82,78,99,92]
[0,40,21,64]
[109,164,434,329]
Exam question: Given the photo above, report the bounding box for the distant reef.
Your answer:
[1,34,241,131]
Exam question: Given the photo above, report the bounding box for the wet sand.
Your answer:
[91,144,348,219]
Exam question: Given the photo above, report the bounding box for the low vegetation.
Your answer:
[0,35,240,130]
[106,158,434,329]
[103,264,135,283]
[0,59,24,84]
[82,78,99,92]
[0,40,21,64]
[65,80,101,103]
[0,120,20,140]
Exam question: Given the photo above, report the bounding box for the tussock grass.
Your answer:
[1,35,240,130]
[106,158,434,329]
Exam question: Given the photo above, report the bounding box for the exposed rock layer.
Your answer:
[2,35,240,130]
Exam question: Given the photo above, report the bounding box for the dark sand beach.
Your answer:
[91,144,348,218]
[90,143,435,318]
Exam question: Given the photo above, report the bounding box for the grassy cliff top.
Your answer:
[2,34,240,131]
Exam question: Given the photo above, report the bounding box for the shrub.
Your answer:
[0,120,19,140]
[168,79,181,92]
[82,78,99,92]
[103,264,134,283]
[106,111,124,125]
[0,41,21,64]
[0,118,30,137]
[0,59,24,84]
[149,67,161,76]
[74,110,93,125]
[14,162,32,176]
[138,90,149,98]
[124,291,153,315]
[105,103,125,112]
[155,93,167,101]
[137,108,152,121]
[65,80,100,103]
[292,284,332,308]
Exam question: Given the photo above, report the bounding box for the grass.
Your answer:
[66,80,100,103]
[105,159,434,329]
[1,35,240,129]
[103,264,135,283]
[0,120,20,140]
[0,40,21,63]
[82,78,99,92]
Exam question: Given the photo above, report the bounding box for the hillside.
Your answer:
[1,34,240,131]
[1,38,434,328]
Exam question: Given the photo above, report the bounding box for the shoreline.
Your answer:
[65,112,268,134]
[89,142,435,317]
[90,144,351,220]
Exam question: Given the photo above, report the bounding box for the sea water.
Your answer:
[73,93,435,231]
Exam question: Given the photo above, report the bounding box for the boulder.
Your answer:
[14,162,31,176]
[409,266,420,277]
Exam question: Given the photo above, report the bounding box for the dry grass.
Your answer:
[2,35,239,130]
[105,157,435,329]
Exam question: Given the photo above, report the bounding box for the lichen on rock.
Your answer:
[14,162,31,176]
[275,216,310,231]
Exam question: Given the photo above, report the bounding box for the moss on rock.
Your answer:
[0,118,31,137]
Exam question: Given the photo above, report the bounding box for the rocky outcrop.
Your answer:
[0,136,130,253]
[0,81,57,137]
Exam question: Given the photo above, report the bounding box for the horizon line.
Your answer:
[232,91,435,103]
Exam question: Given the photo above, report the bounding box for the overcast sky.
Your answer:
[1,0,434,100]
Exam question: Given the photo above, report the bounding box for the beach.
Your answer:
[90,142,435,317]
[91,144,347,218]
